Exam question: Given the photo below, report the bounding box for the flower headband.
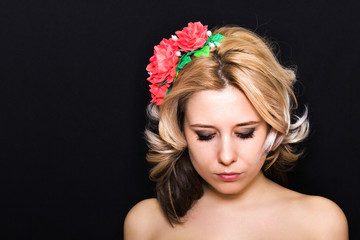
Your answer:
[146,22,225,105]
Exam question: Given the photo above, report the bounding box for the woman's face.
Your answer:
[184,85,269,196]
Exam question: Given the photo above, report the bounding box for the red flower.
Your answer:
[175,22,208,52]
[149,81,171,105]
[146,38,180,85]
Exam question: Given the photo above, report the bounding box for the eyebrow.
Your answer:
[190,121,260,128]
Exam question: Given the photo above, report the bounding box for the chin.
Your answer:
[210,183,246,196]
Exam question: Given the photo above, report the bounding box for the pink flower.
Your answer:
[149,81,171,105]
[175,22,208,52]
[146,38,180,85]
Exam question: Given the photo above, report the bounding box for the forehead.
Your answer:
[185,85,262,123]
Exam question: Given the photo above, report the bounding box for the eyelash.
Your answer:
[236,130,254,139]
[196,128,255,141]
[196,133,216,141]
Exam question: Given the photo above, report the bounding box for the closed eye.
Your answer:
[195,131,216,141]
[236,128,255,139]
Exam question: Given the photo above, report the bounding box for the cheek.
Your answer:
[187,144,213,172]
[247,130,268,159]
[188,143,206,163]
[246,141,266,161]
[249,143,269,170]
[233,138,269,168]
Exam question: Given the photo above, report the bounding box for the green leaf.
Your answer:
[194,45,210,57]
[165,85,172,96]
[177,55,192,70]
[157,80,167,87]
[211,34,225,43]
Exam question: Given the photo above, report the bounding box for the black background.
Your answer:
[1,0,359,239]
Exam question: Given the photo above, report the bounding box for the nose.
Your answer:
[218,136,237,165]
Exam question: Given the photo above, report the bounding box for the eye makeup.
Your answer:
[195,127,256,141]
[236,127,255,139]
[195,131,216,141]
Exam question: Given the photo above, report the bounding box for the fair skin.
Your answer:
[124,85,348,240]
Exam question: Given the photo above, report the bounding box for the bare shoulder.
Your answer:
[266,182,348,239]
[292,194,348,239]
[124,198,169,240]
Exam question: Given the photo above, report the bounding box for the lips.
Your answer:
[216,173,241,181]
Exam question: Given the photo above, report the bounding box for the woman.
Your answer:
[124,22,348,239]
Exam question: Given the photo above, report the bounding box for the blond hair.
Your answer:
[145,26,309,224]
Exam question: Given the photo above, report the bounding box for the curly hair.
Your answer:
[145,26,309,225]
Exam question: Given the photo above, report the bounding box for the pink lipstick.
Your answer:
[217,173,241,181]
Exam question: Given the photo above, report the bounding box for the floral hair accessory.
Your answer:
[146,22,225,105]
